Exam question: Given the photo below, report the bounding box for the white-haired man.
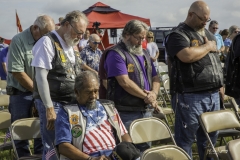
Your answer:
[31,10,90,159]
[7,15,55,157]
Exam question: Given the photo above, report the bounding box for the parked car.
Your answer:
[149,27,174,63]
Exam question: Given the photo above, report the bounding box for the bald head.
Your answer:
[89,34,100,42]
[189,1,210,16]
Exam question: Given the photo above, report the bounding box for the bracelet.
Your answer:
[87,156,92,160]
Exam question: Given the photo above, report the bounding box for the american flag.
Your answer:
[45,148,56,160]
[80,102,127,154]
[4,132,11,145]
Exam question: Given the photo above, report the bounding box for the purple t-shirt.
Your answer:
[0,47,8,80]
[104,50,157,91]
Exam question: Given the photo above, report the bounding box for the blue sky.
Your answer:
[1,0,240,39]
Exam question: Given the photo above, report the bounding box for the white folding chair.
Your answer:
[0,111,12,154]
[199,110,240,160]
[141,145,191,160]
[10,118,42,160]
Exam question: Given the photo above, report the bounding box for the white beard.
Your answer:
[64,29,79,47]
[125,39,143,56]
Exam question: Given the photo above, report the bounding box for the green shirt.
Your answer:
[7,27,35,92]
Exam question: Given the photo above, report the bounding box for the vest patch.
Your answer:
[70,114,79,125]
[127,63,134,72]
[71,125,82,138]
[191,39,199,47]
[59,51,66,63]
[55,42,62,51]
[111,114,118,121]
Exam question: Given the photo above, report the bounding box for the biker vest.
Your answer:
[106,42,153,111]
[166,24,223,94]
[59,99,122,160]
[33,32,82,103]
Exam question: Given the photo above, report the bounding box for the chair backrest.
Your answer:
[227,139,240,160]
[129,117,175,144]
[0,95,9,106]
[141,145,191,160]
[10,118,41,140]
[0,111,11,130]
[0,80,7,90]
[163,79,170,90]
[158,62,167,66]
[199,110,240,133]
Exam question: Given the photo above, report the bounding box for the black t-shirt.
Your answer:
[166,24,194,58]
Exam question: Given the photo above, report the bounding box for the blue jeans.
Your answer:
[35,99,61,160]
[172,91,220,160]
[8,92,42,157]
[118,109,153,152]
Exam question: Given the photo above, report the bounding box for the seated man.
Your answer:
[55,71,134,160]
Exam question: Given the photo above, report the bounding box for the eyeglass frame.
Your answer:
[192,12,211,22]
[131,34,145,42]
[68,22,84,36]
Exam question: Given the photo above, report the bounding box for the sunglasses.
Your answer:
[91,40,101,44]
[147,37,153,38]
[212,27,218,30]
[235,31,239,34]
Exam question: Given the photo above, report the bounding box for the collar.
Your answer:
[26,26,36,45]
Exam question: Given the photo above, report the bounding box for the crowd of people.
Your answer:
[0,0,240,160]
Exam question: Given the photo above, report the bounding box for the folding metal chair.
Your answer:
[0,95,9,106]
[10,117,42,160]
[226,138,240,160]
[0,111,12,154]
[141,145,191,160]
[129,117,176,145]
[199,110,240,160]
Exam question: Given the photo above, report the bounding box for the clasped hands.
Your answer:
[143,90,158,108]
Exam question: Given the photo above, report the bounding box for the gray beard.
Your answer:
[86,100,97,110]
[64,31,79,47]
[125,40,143,56]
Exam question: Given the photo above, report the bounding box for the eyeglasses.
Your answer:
[91,40,101,44]
[132,34,145,42]
[234,31,239,34]
[212,27,218,30]
[147,37,153,38]
[192,12,211,22]
[69,22,84,36]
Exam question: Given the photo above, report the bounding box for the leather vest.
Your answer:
[60,99,122,160]
[106,42,153,111]
[166,24,223,94]
[33,32,82,103]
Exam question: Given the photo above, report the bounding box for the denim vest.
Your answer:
[33,32,82,103]
[166,24,223,94]
[106,42,152,111]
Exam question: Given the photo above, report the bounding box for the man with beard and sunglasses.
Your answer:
[7,15,55,158]
[31,11,92,159]
[165,1,223,159]
[55,71,139,160]
[100,20,160,152]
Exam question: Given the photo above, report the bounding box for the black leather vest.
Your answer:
[167,24,223,94]
[33,32,82,103]
[106,42,152,111]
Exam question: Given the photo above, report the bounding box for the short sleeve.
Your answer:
[55,107,72,145]
[104,50,128,78]
[7,36,25,72]
[166,32,190,58]
[31,36,55,70]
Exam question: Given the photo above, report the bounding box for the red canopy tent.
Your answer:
[83,2,151,50]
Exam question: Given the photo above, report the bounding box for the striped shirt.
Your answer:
[80,103,127,154]
[55,101,127,155]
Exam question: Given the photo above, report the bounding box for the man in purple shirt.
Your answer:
[103,20,160,152]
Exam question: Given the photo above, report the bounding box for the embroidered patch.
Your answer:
[191,39,199,47]
[127,63,134,72]
[59,51,66,63]
[71,125,82,138]
[111,114,118,121]
[54,42,62,51]
[112,151,122,160]
[70,114,79,125]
